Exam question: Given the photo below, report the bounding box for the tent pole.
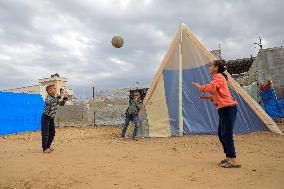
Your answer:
[178,25,183,136]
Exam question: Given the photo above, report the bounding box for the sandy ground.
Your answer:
[0,125,284,189]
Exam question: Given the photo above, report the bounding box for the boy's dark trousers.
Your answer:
[41,114,56,151]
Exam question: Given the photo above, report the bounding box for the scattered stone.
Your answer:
[114,139,118,144]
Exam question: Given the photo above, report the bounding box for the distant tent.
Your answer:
[139,24,282,137]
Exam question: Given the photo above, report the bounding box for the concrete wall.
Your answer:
[54,99,128,127]
[88,99,127,125]
[233,47,284,101]
[256,47,284,97]
[55,104,95,127]
[242,82,261,104]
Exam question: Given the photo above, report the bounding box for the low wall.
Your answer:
[55,104,95,127]
[54,99,128,127]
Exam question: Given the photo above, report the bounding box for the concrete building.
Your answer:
[210,49,222,60]
[4,73,73,100]
[255,46,284,97]
[225,46,284,103]
[3,84,41,95]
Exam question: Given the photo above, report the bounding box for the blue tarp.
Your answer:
[163,63,268,135]
[0,92,44,135]
[260,89,284,118]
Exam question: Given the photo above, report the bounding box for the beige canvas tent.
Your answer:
[139,23,282,137]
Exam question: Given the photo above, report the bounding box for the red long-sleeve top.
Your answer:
[198,73,237,109]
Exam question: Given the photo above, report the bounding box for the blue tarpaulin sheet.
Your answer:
[163,63,268,135]
[0,92,44,135]
[260,89,284,118]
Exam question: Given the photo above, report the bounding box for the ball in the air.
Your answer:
[111,36,124,48]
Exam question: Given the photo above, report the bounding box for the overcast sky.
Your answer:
[0,0,283,98]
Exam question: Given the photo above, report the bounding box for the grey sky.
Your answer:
[0,0,283,98]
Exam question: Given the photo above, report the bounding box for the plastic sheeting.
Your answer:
[163,69,180,136]
[260,89,284,118]
[0,92,44,135]
[163,64,268,135]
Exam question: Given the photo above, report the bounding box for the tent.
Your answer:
[139,24,282,137]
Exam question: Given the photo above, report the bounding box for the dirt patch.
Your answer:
[1,125,284,189]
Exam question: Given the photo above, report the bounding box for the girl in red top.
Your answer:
[192,60,241,168]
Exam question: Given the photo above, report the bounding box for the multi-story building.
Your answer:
[3,73,73,100]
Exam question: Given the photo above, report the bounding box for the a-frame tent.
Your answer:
[139,23,282,137]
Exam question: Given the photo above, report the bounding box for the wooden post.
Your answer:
[93,111,96,126]
[178,25,183,136]
[92,86,95,100]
